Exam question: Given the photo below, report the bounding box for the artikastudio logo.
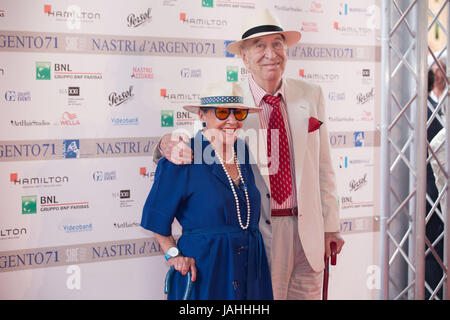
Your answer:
[36,62,51,80]
[22,195,37,214]
[161,110,174,127]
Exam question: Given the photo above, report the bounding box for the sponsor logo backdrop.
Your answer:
[0,0,381,299]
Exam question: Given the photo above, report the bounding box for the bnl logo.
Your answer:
[22,195,37,214]
[36,62,51,80]
[202,0,213,7]
[21,195,58,214]
[161,110,174,127]
[226,66,238,82]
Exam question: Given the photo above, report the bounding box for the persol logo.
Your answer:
[349,173,368,192]
[108,86,134,106]
[356,88,375,105]
[127,8,152,28]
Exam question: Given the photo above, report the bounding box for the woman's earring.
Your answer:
[202,122,206,128]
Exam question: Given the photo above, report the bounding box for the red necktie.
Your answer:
[263,94,293,205]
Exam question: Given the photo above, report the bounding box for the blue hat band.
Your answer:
[200,96,243,105]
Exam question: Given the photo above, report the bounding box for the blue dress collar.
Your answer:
[190,130,250,191]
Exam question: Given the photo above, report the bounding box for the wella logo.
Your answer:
[60,112,80,125]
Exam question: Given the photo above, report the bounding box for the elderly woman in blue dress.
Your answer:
[141,81,273,300]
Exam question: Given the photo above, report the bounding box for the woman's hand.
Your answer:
[168,256,197,282]
[152,233,197,281]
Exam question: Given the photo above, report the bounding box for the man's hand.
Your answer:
[324,232,344,258]
[160,133,193,165]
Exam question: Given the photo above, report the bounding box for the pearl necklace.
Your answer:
[212,145,251,230]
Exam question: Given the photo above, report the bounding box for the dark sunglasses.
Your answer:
[212,108,249,121]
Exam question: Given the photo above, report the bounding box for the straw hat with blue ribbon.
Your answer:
[183,81,261,113]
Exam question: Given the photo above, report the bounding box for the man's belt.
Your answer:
[271,207,298,216]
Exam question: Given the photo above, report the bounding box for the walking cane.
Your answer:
[164,266,194,300]
[322,241,337,300]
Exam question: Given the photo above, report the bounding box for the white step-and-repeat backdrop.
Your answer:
[0,0,381,299]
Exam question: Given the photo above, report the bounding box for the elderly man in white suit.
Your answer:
[156,9,344,300]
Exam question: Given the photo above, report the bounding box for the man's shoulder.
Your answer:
[283,78,323,104]
[237,77,322,102]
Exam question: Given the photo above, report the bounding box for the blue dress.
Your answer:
[141,131,273,300]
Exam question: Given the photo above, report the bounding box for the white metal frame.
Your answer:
[380,0,449,300]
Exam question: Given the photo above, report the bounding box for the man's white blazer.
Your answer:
[241,78,340,272]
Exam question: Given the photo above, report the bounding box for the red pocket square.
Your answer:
[308,117,323,132]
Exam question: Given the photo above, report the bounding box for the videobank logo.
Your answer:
[36,62,51,80]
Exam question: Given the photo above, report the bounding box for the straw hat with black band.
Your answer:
[226,8,302,56]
